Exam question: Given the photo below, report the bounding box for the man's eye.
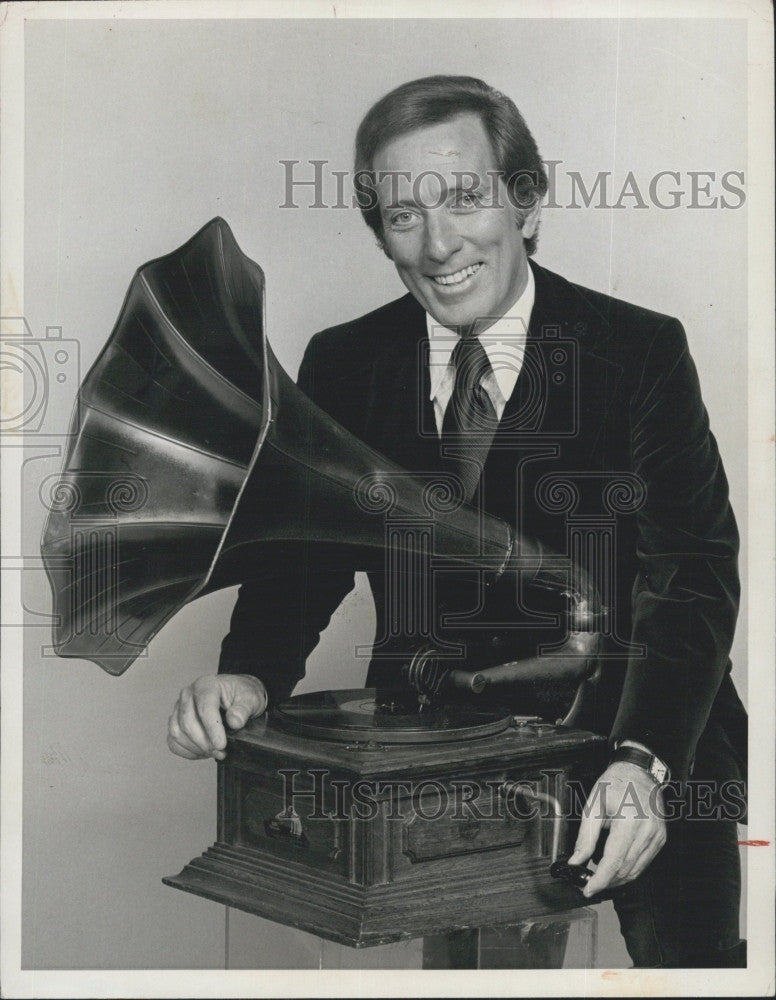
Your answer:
[453,192,480,209]
[389,210,417,227]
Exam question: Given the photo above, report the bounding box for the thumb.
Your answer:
[223,679,267,731]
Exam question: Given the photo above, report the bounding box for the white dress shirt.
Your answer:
[426,266,536,435]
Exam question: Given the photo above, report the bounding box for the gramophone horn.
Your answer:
[40,218,602,698]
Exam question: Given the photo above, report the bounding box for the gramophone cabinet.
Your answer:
[164,696,607,947]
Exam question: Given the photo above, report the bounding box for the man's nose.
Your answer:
[423,211,464,264]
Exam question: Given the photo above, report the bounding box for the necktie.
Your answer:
[440,336,499,502]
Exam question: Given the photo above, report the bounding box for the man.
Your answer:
[167,76,747,967]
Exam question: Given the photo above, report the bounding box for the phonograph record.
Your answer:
[41,219,608,947]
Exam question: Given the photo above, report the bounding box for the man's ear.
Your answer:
[377,233,393,261]
[518,199,542,240]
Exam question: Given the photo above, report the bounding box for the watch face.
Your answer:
[651,761,668,783]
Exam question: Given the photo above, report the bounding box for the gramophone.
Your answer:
[41,219,608,947]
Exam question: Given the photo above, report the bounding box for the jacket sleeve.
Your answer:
[218,333,357,705]
[609,318,740,782]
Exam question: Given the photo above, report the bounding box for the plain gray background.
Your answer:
[21,16,747,969]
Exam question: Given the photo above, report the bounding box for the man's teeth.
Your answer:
[432,263,482,285]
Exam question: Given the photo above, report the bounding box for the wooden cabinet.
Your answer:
[165,705,607,948]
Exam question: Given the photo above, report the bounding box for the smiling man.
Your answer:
[369,112,540,335]
[167,76,746,968]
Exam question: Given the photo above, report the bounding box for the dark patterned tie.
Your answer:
[440,335,499,502]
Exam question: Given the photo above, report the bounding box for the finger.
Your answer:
[621,822,657,873]
[568,808,604,866]
[168,711,206,757]
[167,737,202,760]
[627,827,667,882]
[191,680,228,752]
[178,688,217,756]
[167,728,206,760]
[224,680,267,731]
[597,832,652,890]
[583,855,624,896]
[583,823,633,896]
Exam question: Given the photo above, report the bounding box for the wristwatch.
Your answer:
[610,742,671,785]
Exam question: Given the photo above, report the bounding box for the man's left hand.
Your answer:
[567,762,666,897]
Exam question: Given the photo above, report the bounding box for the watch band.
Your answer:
[609,745,670,784]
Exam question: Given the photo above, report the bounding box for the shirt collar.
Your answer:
[426,265,535,402]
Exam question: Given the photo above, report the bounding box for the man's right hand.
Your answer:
[167,674,268,761]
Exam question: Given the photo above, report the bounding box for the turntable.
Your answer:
[163,688,607,947]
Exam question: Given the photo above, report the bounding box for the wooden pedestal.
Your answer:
[164,703,607,947]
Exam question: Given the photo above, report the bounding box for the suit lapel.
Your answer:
[492,260,625,462]
[363,295,441,472]
[478,262,626,526]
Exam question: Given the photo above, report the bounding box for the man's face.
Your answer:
[372,114,540,334]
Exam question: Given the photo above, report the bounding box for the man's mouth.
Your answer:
[430,262,483,286]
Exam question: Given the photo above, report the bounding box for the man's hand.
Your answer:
[567,762,666,897]
[167,674,268,761]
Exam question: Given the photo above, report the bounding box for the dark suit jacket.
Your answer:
[220,260,747,786]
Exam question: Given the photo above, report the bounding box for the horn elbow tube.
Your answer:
[407,630,602,700]
[469,630,602,689]
[496,528,605,631]
[405,530,606,701]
